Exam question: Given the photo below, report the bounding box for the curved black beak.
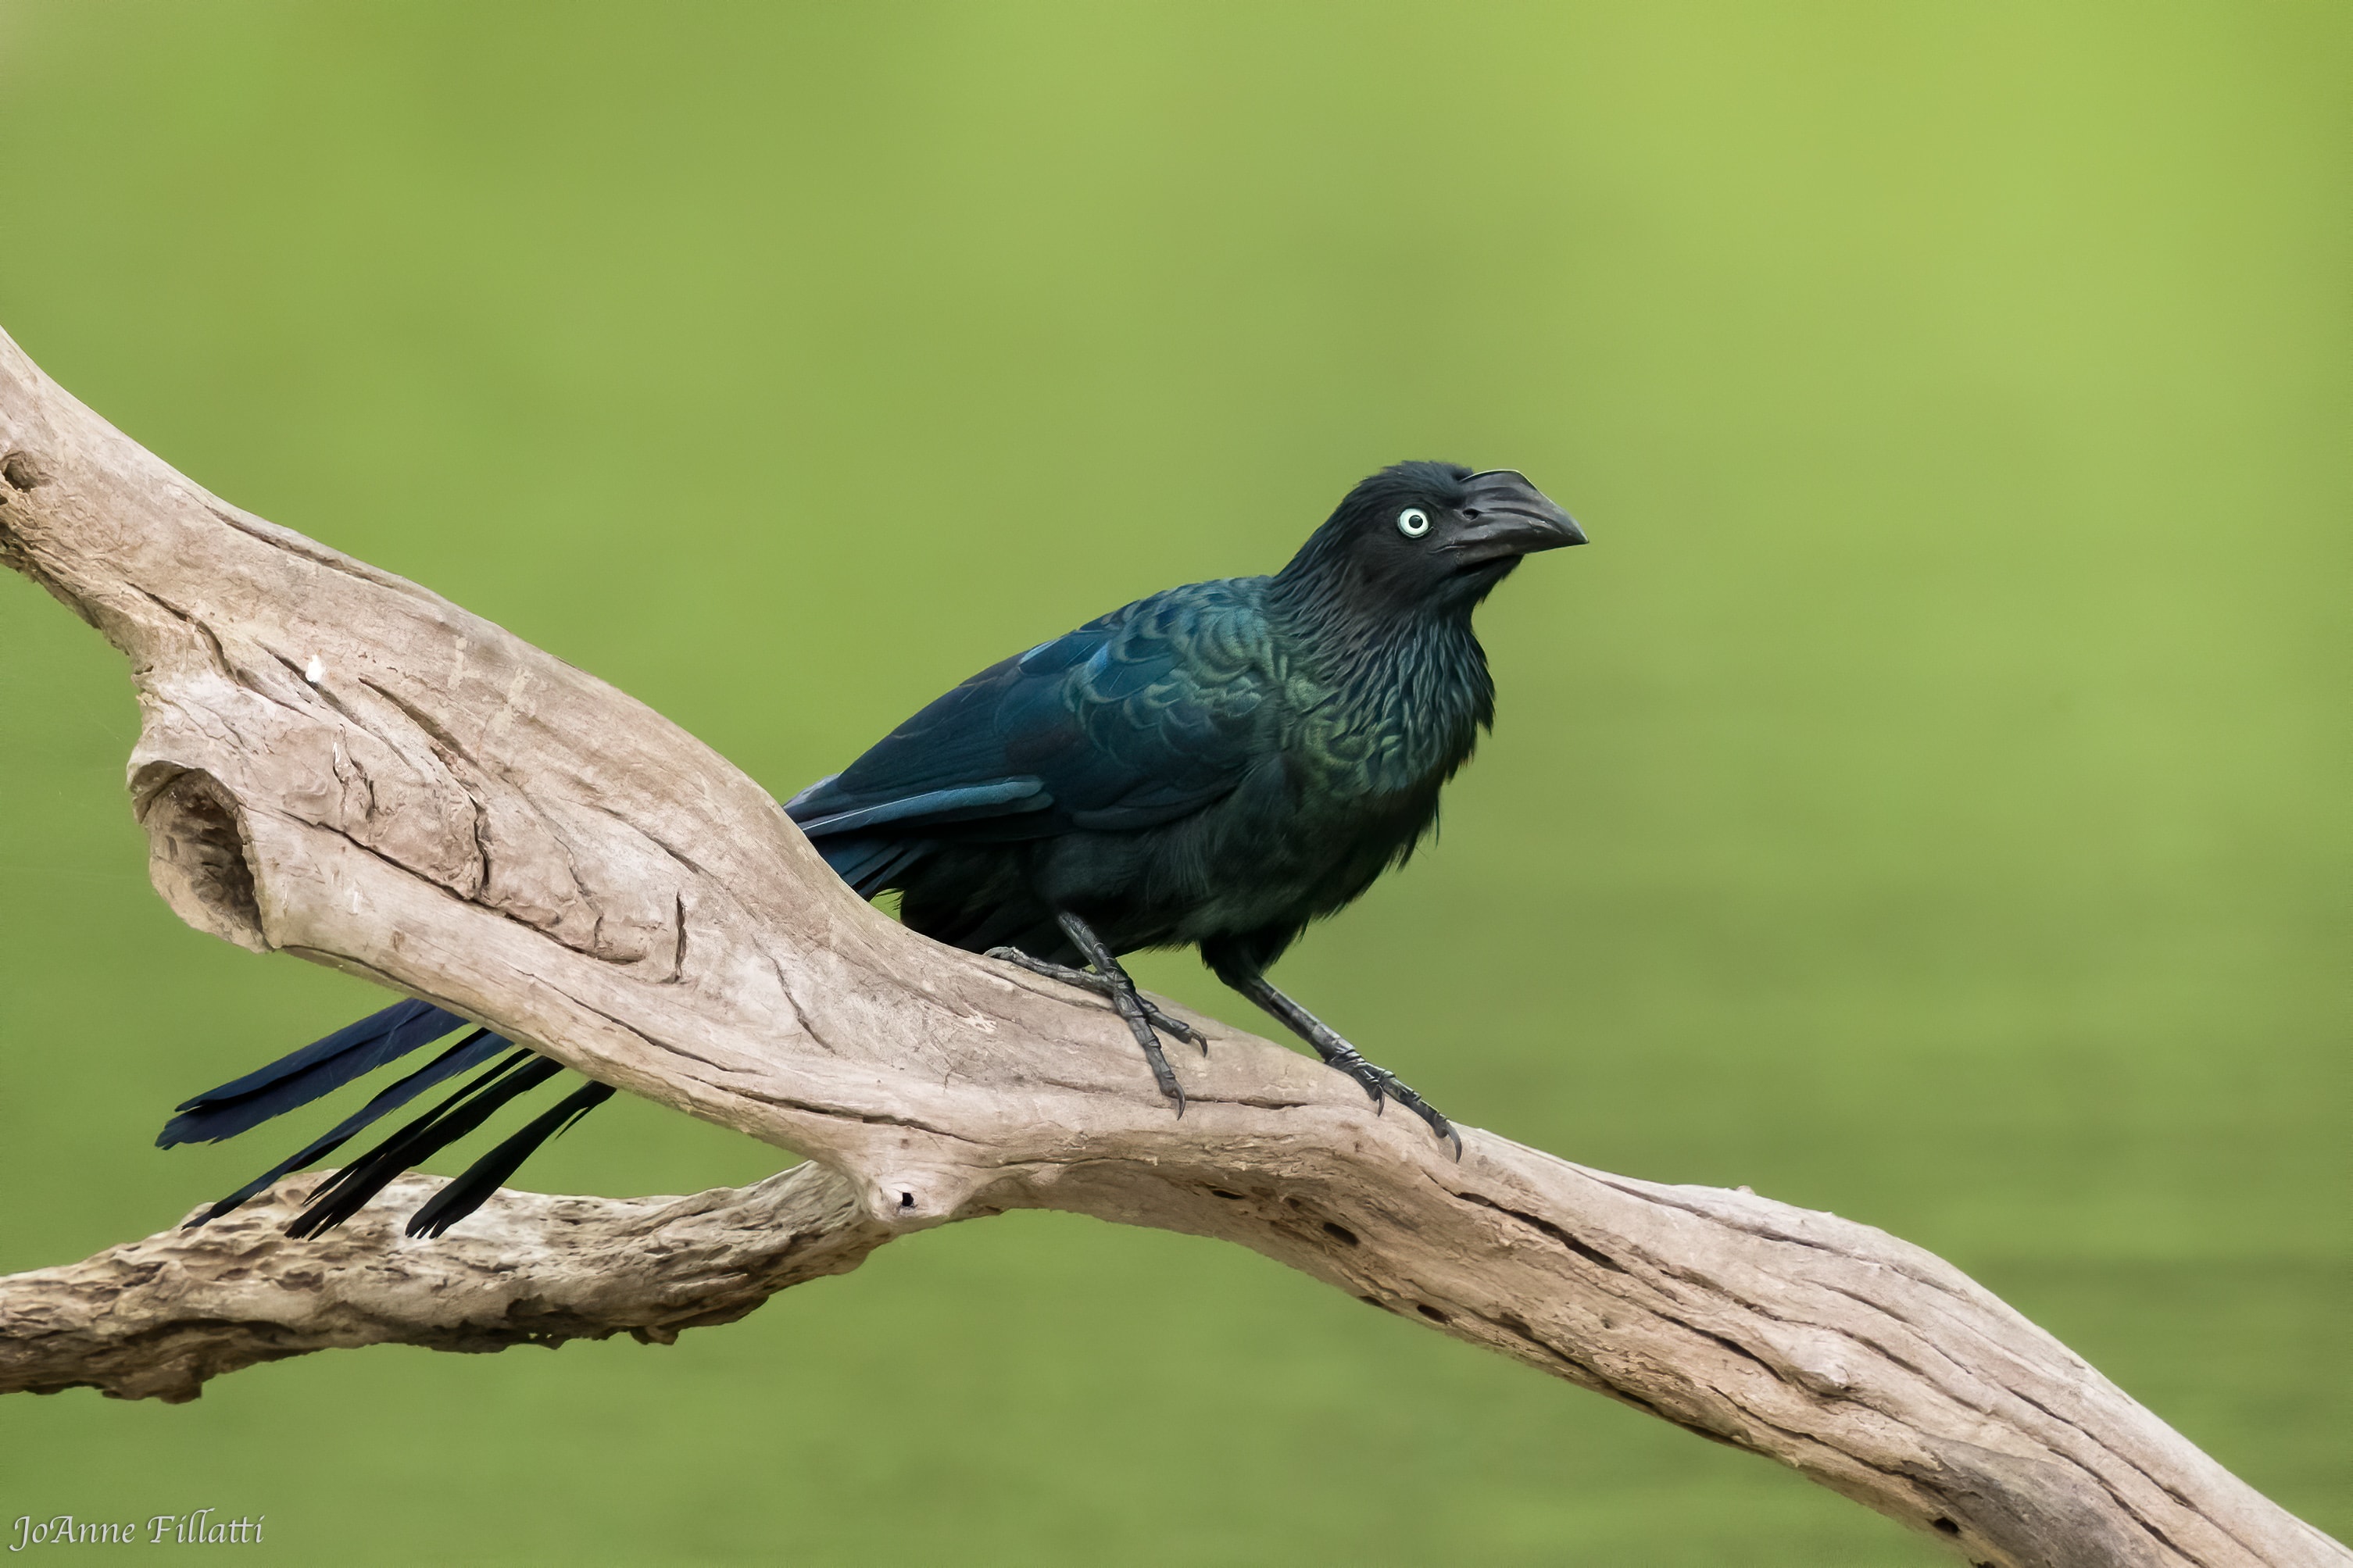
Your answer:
[1452,470,1586,563]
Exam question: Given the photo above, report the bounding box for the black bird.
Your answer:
[161,462,1582,1235]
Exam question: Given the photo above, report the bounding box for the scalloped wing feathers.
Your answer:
[786,580,1278,881]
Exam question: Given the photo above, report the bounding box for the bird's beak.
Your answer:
[1452,470,1586,563]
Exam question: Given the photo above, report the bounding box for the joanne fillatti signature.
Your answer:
[9,1513,266,1550]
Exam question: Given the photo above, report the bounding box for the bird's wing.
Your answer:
[786,580,1276,853]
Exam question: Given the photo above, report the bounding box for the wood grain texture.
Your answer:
[0,326,2338,1568]
[0,1166,885,1403]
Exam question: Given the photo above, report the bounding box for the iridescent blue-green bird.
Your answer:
[158,463,1582,1236]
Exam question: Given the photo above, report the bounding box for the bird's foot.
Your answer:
[992,932,1189,1114]
[983,948,1207,1050]
[1317,1042,1462,1159]
[1210,961,1463,1159]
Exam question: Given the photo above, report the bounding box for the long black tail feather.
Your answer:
[286,1050,566,1239]
[158,998,468,1147]
[183,1029,509,1228]
[406,1080,618,1239]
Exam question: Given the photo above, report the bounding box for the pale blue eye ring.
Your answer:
[1397,507,1431,538]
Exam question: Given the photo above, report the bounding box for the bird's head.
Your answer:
[1278,461,1585,620]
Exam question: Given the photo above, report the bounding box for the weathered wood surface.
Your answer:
[0,325,2338,1568]
[1,1166,884,1402]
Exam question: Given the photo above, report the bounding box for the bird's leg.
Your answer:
[981,948,1204,1048]
[1214,960,1461,1157]
[1048,913,1186,1113]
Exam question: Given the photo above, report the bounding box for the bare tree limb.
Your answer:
[0,324,2339,1568]
[0,1166,885,1403]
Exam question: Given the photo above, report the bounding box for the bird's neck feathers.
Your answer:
[1269,527,1504,680]
[1265,541,1500,786]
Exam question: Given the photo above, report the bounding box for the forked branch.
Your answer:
[0,327,2337,1568]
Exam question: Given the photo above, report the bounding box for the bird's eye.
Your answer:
[1396,508,1431,538]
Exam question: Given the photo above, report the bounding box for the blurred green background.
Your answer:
[0,2,2343,1563]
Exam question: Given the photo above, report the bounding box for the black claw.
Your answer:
[1337,1054,1458,1153]
[1364,1069,1458,1151]
[1410,1106,1462,1158]
[1152,1008,1206,1048]
[1332,1054,1386,1107]
[1404,1098,1461,1156]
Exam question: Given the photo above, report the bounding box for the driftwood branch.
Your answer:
[0,1166,884,1402]
[0,324,2338,1568]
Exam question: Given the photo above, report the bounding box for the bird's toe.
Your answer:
[1142,1002,1206,1050]
[1393,1088,1461,1155]
[1337,1057,1458,1154]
